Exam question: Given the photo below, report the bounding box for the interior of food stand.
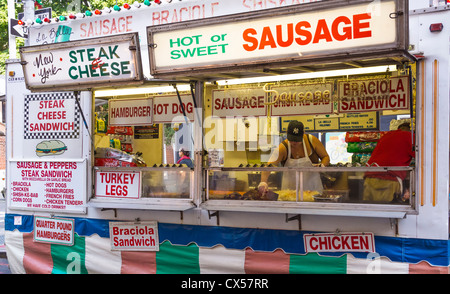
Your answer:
[92,58,416,207]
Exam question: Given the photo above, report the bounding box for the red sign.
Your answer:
[304,232,375,253]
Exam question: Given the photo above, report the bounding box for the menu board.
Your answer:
[281,112,378,133]
[9,161,87,213]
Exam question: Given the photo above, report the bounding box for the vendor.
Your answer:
[259,120,330,194]
[177,148,194,168]
[363,122,414,203]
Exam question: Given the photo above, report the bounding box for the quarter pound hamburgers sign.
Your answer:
[148,0,407,76]
[20,33,143,91]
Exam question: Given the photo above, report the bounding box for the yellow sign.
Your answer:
[281,112,378,133]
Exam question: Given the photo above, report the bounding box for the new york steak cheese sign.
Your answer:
[21,33,140,90]
[151,1,397,73]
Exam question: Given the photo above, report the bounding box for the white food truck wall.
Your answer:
[5,0,449,241]
[403,4,450,239]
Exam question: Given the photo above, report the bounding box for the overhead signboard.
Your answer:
[338,76,410,113]
[20,32,143,91]
[269,83,334,116]
[108,97,153,126]
[147,0,408,77]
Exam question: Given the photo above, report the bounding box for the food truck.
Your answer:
[4,0,450,274]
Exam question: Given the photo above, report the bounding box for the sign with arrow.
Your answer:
[10,18,28,38]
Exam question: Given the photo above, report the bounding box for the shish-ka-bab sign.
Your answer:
[20,32,143,91]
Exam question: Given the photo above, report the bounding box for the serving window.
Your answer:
[202,66,417,218]
[89,89,197,211]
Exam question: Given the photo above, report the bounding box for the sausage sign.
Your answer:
[148,0,402,76]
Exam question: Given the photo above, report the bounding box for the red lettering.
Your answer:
[313,19,333,44]
[351,236,359,249]
[331,236,340,249]
[310,237,318,250]
[276,23,293,47]
[353,13,372,39]
[295,21,312,45]
[259,26,277,49]
[241,13,373,49]
[243,28,258,51]
[331,16,352,41]
[341,236,350,249]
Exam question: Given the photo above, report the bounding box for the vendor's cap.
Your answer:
[287,120,304,142]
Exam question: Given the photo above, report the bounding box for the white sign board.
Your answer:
[149,0,400,75]
[338,76,409,113]
[108,98,153,126]
[153,95,195,123]
[9,161,87,213]
[212,87,267,117]
[269,83,334,116]
[23,92,83,158]
[20,33,143,91]
[34,216,74,246]
[110,221,159,251]
[95,170,141,199]
[304,232,375,253]
[27,1,322,46]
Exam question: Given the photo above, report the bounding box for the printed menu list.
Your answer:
[10,161,86,213]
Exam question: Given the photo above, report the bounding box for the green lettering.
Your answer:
[218,44,228,53]
[197,46,207,56]
[99,63,109,76]
[171,50,181,59]
[78,65,89,79]
[121,61,131,75]
[108,45,120,59]
[76,49,85,62]
[208,45,218,55]
[68,66,78,80]
[98,47,109,59]
[87,48,95,61]
[110,62,120,76]
[69,51,77,63]
[170,38,181,48]
[182,48,196,58]
[89,64,99,77]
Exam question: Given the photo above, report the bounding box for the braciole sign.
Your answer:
[20,33,142,91]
